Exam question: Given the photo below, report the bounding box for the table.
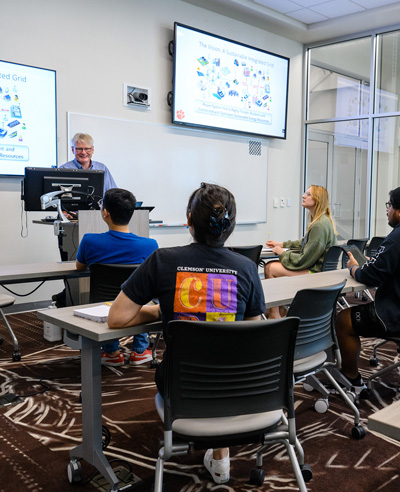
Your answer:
[0,261,86,285]
[37,304,162,491]
[0,261,89,359]
[368,400,400,441]
[36,268,366,490]
[262,268,366,308]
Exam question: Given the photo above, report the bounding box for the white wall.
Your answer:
[0,0,304,304]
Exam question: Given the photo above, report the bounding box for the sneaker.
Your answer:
[328,372,368,398]
[101,351,124,367]
[129,348,153,366]
[203,449,230,484]
[345,373,369,398]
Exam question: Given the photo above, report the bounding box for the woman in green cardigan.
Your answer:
[264,185,337,318]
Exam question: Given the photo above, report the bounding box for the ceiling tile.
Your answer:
[290,0,331,7]
[351,0,400,8]
[311,0,365,19]
[287,8,330,23]
[253,0,302,14]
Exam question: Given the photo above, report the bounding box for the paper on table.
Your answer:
[73,304,111,323]
[262,247,289,252]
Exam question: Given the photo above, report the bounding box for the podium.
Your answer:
[78,208,150,239]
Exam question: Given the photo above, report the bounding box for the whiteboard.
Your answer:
[68,112,268,224]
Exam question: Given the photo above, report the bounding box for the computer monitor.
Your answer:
[22,167,105,213]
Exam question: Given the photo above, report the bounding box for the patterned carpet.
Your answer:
[0,299,400,492]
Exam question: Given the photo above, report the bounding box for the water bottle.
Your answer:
[43,301,63,342]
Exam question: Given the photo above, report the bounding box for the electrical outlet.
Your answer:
[280,198,285,208]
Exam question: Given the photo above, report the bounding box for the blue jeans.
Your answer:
[102,332,149,354]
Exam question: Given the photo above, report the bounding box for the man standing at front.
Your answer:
[60,133,116,194]
[336,186,400,393]
[76,188,158,366]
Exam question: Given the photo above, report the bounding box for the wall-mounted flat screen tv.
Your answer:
[172,23,289,139]
[0,60,57,176]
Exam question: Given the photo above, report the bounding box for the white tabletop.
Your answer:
[262,268,366,308]
[0,261,84,283]
[37,302,161,343]
[368,400,400,442]
[37,268,365,341]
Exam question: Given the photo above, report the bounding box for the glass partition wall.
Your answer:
[305,30,400,239]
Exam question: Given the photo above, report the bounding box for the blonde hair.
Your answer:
[306,185,337,235]
[71,133,93,147]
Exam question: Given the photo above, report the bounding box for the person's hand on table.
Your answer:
[266,240,283,248]
[272,246,284,255]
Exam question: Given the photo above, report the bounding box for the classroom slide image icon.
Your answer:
[10,105,22,118]
[193,52,273,120]
[8,120,20,128]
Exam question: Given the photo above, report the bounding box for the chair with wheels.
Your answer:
[0,294,20,361]
[341,238,369,269]
[367,335,400,391]
[360,236,386,302]
[340,239,369,305]
[365,236,385,258]
[321,246,350,309]
[321,245,343,272]
[89,263,160,367]
[287,281,366,439]
[228,245,263,265]
[89,263,140,303]
[154,317,312,491]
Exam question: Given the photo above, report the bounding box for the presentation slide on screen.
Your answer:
[174,25,289,138]
[0,60,56,176]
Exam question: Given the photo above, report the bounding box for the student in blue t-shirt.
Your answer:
[76,187,158,366]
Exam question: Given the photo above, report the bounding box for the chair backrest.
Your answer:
[89,263,139,303]
[286,281,346,361]
[341,238,369,268]
[366,236,385,258]
[163,318,299,428]
[228,245,263,265]
[322,245,343,271]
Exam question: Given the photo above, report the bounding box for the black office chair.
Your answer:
[154,318,312,491]
[89,263,139,303]
[341,238,368,269]
[287,281,366,439]
[89,263,160,367]
[321,245,343,272]
[228,245,263,265]
[0,294,20,361]
[360,236,386,302]
[365,236,385,258]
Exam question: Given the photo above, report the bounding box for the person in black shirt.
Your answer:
[336,187,400,394]
[108,182,266,485]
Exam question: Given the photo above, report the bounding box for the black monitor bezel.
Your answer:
[23,167,105,213]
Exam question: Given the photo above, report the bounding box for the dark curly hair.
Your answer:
[186,183,236,247]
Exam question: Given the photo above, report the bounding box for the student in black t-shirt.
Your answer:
[335,187,400,395]
[108,182,265,485]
